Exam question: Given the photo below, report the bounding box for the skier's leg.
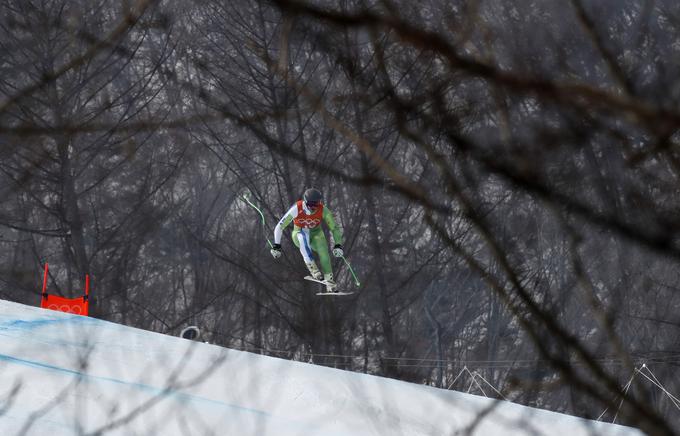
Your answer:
[310,231,336,291]
[291,228,312,263]
[293,228,322,279]
[309,230,331,274]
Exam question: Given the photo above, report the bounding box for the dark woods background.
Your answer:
[1,0,680,434]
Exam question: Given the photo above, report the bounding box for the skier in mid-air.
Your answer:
[270,188,344,292]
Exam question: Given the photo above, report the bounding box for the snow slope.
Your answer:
[0,300,642,436]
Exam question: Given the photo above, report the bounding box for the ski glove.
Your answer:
[332,244,344,258]
[270,243,282,259]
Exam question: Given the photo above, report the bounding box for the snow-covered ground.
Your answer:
[0,300,642,436]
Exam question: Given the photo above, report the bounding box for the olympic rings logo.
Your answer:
[297,218,321,227]
[47,304,84,314]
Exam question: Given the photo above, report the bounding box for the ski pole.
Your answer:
[241,192,274,249]
[340,255,361,287]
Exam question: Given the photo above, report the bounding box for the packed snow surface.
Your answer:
[0,300,642,435]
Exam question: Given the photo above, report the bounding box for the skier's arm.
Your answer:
[323,207,343,245]
[273,204,298,244]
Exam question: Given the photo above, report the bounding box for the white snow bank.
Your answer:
[0,300,642,436]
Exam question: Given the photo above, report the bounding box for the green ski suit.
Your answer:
[273,201,343,275]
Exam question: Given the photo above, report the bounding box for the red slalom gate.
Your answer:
[39,263,90,316]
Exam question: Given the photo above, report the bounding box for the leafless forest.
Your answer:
[1,0,680,434]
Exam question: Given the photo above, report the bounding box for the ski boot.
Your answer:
[306,261,323,280]
[324,273,337,293]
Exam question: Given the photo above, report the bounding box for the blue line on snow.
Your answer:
[0,315,94,331]
[0,352,271,418]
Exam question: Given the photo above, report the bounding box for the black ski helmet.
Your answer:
[303,188,323,206]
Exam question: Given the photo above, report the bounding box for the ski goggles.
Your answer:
[305,201,320,209]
